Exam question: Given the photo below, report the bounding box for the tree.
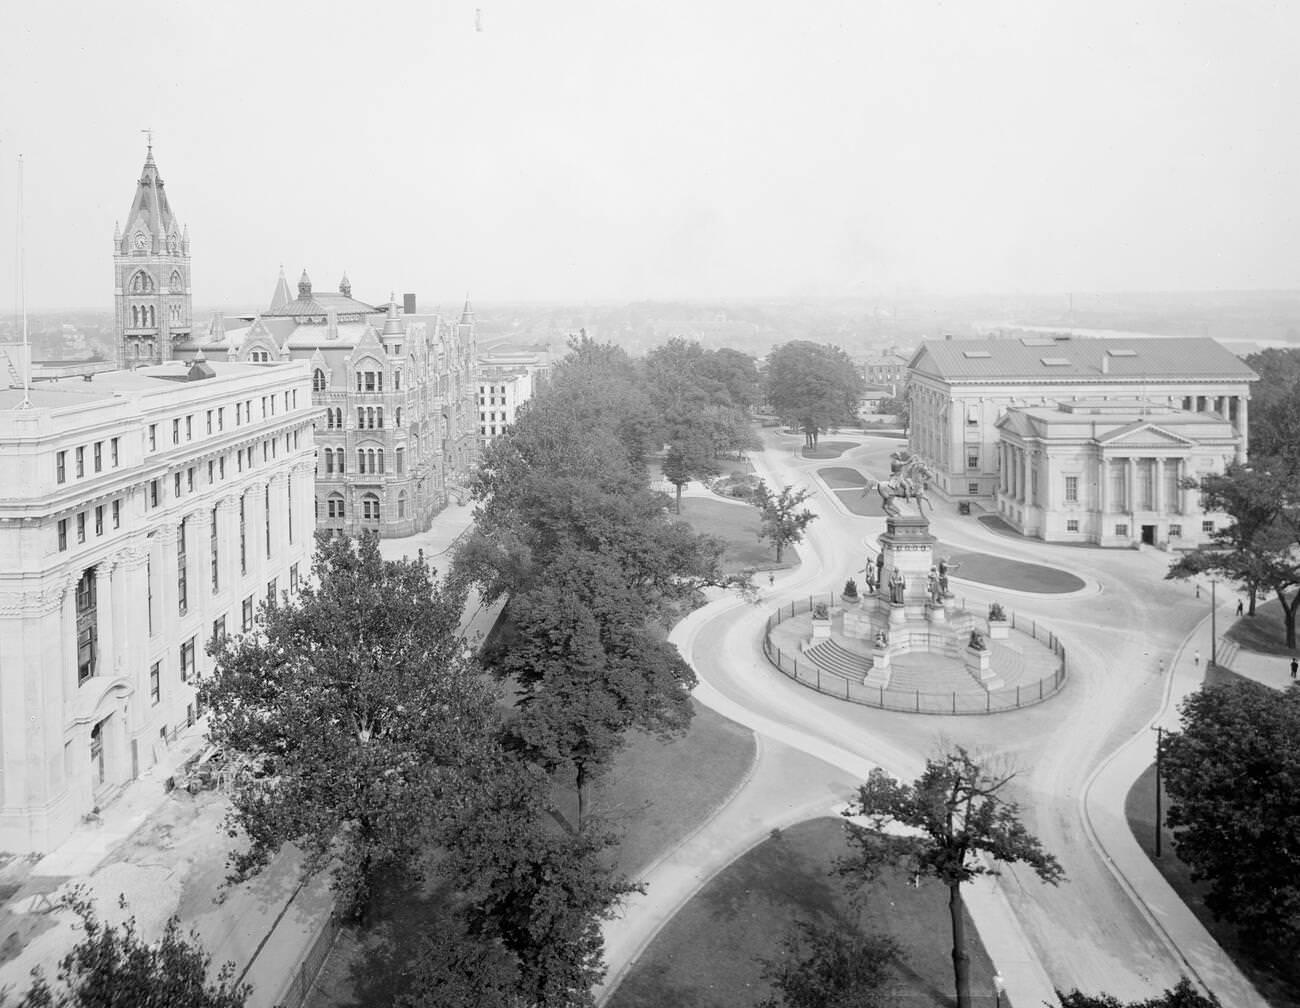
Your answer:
[1243,347,1300,463]
[757,920,903,1008]
[12,890,249,1008]
[1159,681,1300,950]
[662,436,718,513]
[1167,457,1300,642]
[753,481,817,562]
[1056,978,1220,1007]
[876,385,911,433]
[841,748,1064,1008]
[764,341,863,447]
[202,532,501,917]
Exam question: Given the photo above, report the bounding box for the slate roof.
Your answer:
[264,291,378,317]
[909,337,1258,383]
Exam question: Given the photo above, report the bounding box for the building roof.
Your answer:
[263,269,377,318]
[909,336,1258,383]
[996,401,1239,444]
[120,146,180,246]
[268,267,293,312]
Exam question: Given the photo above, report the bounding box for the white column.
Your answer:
[1127,457,1136,512]
[1098,455,1109,515]
[96,559,116,680]
[1154,458,1164,514]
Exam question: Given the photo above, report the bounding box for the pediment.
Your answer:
[1096,422,1197,448]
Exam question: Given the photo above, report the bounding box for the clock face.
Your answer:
[134,233,148,250]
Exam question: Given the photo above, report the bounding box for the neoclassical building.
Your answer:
[112,143,192,367]
[994,400,1242,547]
[0,359,316,852]
[176,273,479,537]
[477,350,550,445]
[906,336,1258,503]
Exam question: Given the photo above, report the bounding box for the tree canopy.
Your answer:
[203,531,500,916]
[757,919,903,1008]
[1057,978,1220,1007]
[1243,347,1300,463]
[1167,457,1300,644]
[1159,681,1300,951]
[841,748,1064,1008]
[753,481,817,562]
[763,341,863,447]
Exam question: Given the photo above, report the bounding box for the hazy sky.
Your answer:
[1,1,1297,311]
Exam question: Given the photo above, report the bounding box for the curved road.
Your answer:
[598,431,1268,1007]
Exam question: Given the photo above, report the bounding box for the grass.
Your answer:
[674,496,794,573]
[607,817,996,1008]
[1225,599,1298,657]
[1125,751,1300,1007]
[935,544,1086,594]
[799,440,859,460]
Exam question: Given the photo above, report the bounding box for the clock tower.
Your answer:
[113,141,191,367]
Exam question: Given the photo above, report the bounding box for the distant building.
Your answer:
[906,336,1257,509]
[860,348,912,394]
[112,144,192,368]
[177,275,479,537]
[477,350,551,444]
[995,400,1242,547]
[0,359,316,852]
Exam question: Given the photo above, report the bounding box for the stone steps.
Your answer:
[803,639,872,682]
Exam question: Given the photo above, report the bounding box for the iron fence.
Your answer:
[764,594,1066,715]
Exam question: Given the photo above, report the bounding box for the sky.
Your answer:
[1,0,1298,311]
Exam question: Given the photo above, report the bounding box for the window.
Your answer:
[179,637,196,683]
[287,481,293,545]
[75,446,85,478]
[94,442,103,473]
[1066,519,1079,533]
[313,369,326,391]
[218,407,225,431]
[211,616,226,649]
[266,578,277,607]
[395,407,402,427]
[1064,476,1079,503]
[396,448,405,474]
[56,451,67,484]
[148,424,157,451]
[327,493,345,520]
[94,505,103,536]
[149,479,159,508]
[235,403,242,425]
[172,418,180,445]
[76,568,97,684]
[185,415,193,441]
[289,562,300,594]
[219,457,225,480]
[362,492,380,522]
[187,467,195,492]
[265,486,272,557]
[239,495,247,574]
[177,519,188,616]
[242,595,254,632]
[174,473,182,498]
[76,512,86,544]
[112,500,120,529]
[966,405,980,426]
[967,454,978,470]
[1202,520,1214,534]
[146,555,154,635]
[111,437,119,467]
[1115,523,1128,537]
[967,482,979,495]
[210,507,220,593]
[1169,523,1183,537]
[150,662,161,704]
[57,519,68,551]
[397,491,407,519]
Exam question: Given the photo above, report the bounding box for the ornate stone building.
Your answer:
[112,143,192,367]
[0,359,316,852]
[176,274,479,537]
[906,335,1257,505]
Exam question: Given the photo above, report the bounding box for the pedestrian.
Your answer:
[1291,657,1298,680]
[1195,583,1201,599]
[768,571,775,588]
[1236,599,1244,616]
[1193,649,1200,667]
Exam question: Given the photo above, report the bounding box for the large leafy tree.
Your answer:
[1167,457,1300,643]
[841,748,1064,1008]
[1243,347,1300,463]
[489,547,696,827]
[662,435,718,513]
[13,891,249,1008]
[202,532,500,917]
[757,920,903,1008]
[753,481,817,562]
[1159,681,1300,950]
[764,341,863,447]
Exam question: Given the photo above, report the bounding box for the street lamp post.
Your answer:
[1209,577,1219,668]
[1153,726,1164,858]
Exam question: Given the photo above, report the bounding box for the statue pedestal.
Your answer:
[810,618,832,640]
[842,604,873,640]
[988,619,1010,640]
[863,646,892,688]
[927,603,947,625]
[888,603,906,627]
[965,646,1004,690]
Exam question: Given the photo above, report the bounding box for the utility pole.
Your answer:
[1209,577,1219,668]
[1153,725,1164,858]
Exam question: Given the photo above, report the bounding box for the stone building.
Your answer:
[177,274,478,537]
[477,349,550,444]
[0,359,316,852]
[994,399,1242,547]
[906,335,1257,504]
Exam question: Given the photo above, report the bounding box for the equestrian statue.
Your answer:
[872,448,935,517]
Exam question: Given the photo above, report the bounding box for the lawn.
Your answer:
[799,440,859,460]
[674,496,794,573]
[607,817,996,1008]
[1225,598,1297,657]
[935,545,1086,594]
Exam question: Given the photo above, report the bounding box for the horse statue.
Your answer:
[871,450,935,517]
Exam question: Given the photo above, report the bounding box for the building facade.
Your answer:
[994,400,1241,547]
[176,275,478,537]
[0,360,316,852]
[477,350,550,444]
[906,336,1257,503]
[113,145,192,368]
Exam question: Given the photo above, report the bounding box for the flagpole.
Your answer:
[17,153,31,409]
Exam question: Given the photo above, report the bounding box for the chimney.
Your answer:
[1101,354,1109,375]
[403,293,417,315]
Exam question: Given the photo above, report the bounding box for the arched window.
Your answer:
[323,448,333,474]
[395,370,402,391]
[397,491,407,519]
[250,350,269,363]
[145,305,155,327]
[362,493,380,521]
[357,408,365,428]
[395,407,402,427]
[357,449,365,473]
[327,493,345,519]
[377,449,384,474]
[130,271,154,294]
[337,451,345,474]
[377,407,383,429]
[169,270,183,289]
[396,448,405,474]
[313,369,326,391]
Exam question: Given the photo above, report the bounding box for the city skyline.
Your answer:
[2,1,1299,311]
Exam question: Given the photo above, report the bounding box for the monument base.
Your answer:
[965,646,1004,690]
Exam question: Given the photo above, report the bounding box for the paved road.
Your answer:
[598,431,1269,1007]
